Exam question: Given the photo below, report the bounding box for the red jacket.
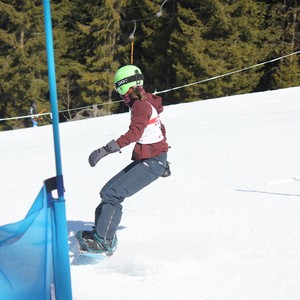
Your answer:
[116,93,169,161]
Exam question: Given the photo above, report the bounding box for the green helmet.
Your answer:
[114,65,144,95]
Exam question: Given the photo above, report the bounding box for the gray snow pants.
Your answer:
[94,152,167,240]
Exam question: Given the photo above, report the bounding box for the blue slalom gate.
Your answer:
[0,0,73,298]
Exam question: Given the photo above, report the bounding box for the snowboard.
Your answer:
[75,230,117,256]
[72,250,107,265]
[73,231,115,265]
[73,237,109,265]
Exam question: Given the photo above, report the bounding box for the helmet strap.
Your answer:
[115,73,144,90]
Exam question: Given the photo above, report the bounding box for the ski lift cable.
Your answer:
[153,50,300,95]
[1,50,299,122]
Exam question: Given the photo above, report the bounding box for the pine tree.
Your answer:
[110,0,178,104]
[168,0,269,102]
[0,0,48,129]
[1,0,299,130]
[50,0,86,121]
[70,0,131,118]
[258,0,300,90]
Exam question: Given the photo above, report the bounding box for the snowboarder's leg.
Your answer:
[94,202,122,240]
[95,153,167,240]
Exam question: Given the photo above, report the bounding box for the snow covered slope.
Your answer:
[1,86,300,300]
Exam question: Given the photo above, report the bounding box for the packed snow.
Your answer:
[1,86,300,300]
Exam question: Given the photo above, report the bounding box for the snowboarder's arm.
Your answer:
[88,140,120,167]
[116,101,151,148]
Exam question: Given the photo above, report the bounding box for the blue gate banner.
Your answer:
[0,177,67,300]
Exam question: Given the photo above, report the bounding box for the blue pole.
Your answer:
[43,1,72,299]
[42,0,62,180]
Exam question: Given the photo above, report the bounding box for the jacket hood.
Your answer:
[145,93,164,114]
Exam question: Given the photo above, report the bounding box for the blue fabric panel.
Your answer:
[0,185,54,300]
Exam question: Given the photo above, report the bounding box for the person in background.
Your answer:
[29,102,38,127]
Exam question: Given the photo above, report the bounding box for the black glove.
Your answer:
[88,140,120,167]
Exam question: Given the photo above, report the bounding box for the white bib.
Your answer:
[137,102,164,144]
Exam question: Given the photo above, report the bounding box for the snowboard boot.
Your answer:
[75,230,117,256]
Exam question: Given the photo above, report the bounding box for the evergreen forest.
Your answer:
[0,0,299,130]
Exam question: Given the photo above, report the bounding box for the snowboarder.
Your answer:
[76,65,170,255]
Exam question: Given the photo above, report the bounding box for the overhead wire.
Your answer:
[1,50,299,122]
[1,2,299,122]
[153,50,300,94]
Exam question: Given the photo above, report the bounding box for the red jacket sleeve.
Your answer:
[116,100,152,148]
